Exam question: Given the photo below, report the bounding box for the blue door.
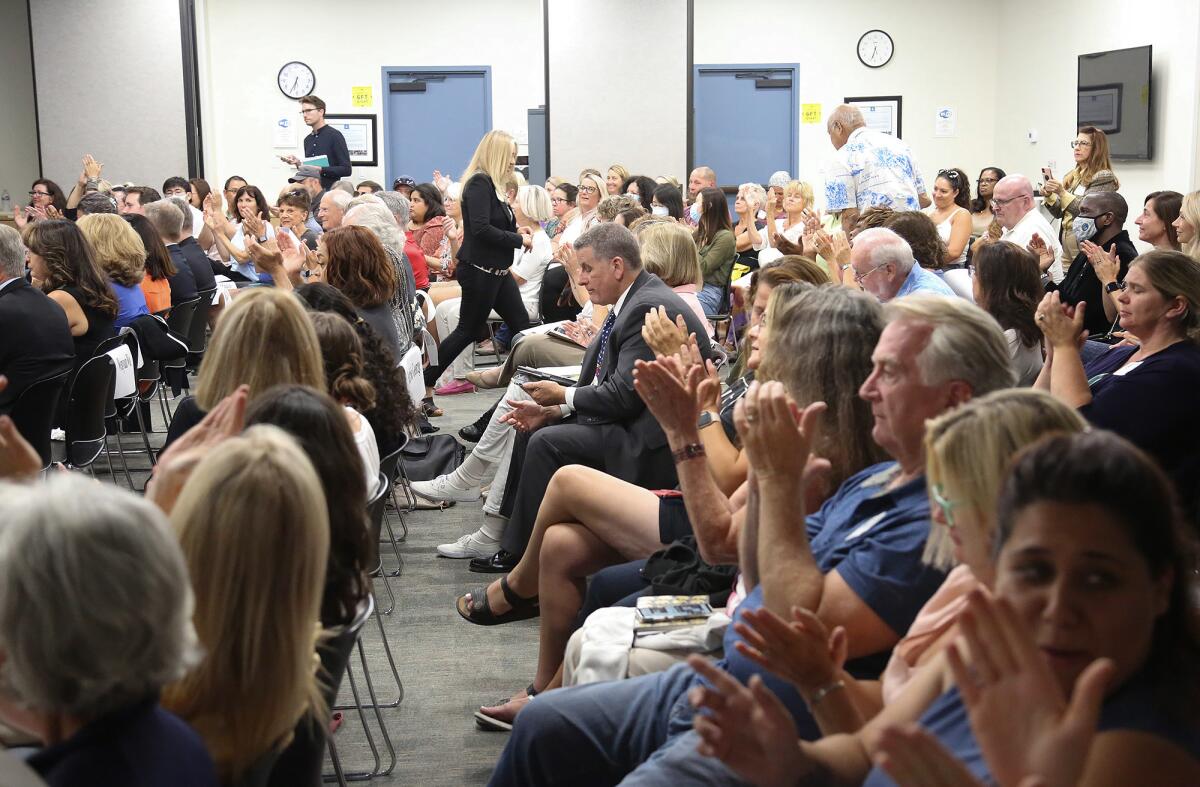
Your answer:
[381,67,492,186]
[693,64,799,209]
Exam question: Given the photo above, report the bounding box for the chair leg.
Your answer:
[371,599,405,708]
[109,424,135,490]
[323,733,348,786]
[487,322,502,365]
[354,633,398,775]
[134,401,157,466]
[337,659,382,781]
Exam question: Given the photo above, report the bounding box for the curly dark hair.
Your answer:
[621,175,658,213]
[294,283,415,454]
[884,211,949,271]
[22,219,118,318]
[244,385,371,627]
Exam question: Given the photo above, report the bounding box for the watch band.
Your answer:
[671,443,706,464]
[697,411,718,430]
[1105,280,1124,294]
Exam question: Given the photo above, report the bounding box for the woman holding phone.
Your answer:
[422,130,532,404]
[1042,126,1119,268]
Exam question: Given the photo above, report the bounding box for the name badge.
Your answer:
[845,512,887,542]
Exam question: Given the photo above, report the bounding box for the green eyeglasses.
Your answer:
[930,483,961,528]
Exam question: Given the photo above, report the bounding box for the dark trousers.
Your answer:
[499,423,606,557]
[423,264,530,387]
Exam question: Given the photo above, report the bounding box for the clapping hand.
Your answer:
[633,354,719,442]
[1035,291,1086,349]
[732,606,848,700]
[562,319,597,348]
[0,377,42,481]
[1081,241,1120,285]
[557,242,581,279]
[433,169,452,193]
[82,153,103,181]
[243,234,283,276]
[241,209,266,238]
[641,306,690,359]
[1027,233,1055,272]
[146,384,248,514]
[944,590,1114,787]
[871,724,986,787]
[687,655,806,787]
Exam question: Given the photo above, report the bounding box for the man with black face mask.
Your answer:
[1046,191,1139,340]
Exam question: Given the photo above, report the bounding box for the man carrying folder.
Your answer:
[280,94,351,190]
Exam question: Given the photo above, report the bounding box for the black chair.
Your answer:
[161,296,201,406]
[8,370,71,470]
[52,354,115,476]
[108,331,159,471]
[186,287,217,371]
[267,596,372,787]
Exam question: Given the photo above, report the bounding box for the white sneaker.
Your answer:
[411,474,481,503]
[437,529,500,559]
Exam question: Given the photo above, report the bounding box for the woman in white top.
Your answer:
[762,179,813,251]
[924,168,972,267]
[203,184,276,280]
[310,312,382,485]
[559,171,605,248]
[510,185,554,320]
[732,182,766,255]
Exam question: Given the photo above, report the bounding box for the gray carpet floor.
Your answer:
[93,362,538,785]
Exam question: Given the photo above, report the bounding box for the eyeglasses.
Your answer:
[550,197,572,205]
[300,108,320,115]
[990,195,1025,209]
[853,262,890,285]
[1070,139,1093,149]
[577,185,599,195]
[930,484,961,529]
[28,191,51,197]
[976,177,999,185]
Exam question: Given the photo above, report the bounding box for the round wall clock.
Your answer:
[277,61,316,99]
[857,30,894,69]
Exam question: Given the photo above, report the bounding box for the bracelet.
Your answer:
[807,679,846,708]
[671,443,706,464]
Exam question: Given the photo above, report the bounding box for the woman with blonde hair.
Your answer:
[77,212,149,327]
[1042,125,1119,265]
[559,170,606,247]
[1173,189,1200,260]
[606,164,630,195]
[763,179,815,253]
[733,182,767,255]
[163,425,329,784]
[420,129,532,406]
[640,222,707,324]
[162,287,325,450]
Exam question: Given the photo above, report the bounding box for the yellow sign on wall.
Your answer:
[801,103,822,124]
[351,86,373,108]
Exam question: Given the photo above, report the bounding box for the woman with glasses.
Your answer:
[969,167,1005,240]
[1042,126,1119,267]
[924,168,972,268]
[12,179,67,229]
[545,183,577,242]
[559,170,605,248]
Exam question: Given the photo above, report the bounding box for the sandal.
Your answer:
[456,576,539,626]
[474,684,537,732]
[421,397,444,418]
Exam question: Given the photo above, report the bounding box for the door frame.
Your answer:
[379,65,493,187]
[690,62,800,189]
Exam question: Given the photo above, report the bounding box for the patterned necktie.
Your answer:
[593,309,618,381]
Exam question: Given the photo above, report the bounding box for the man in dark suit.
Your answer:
[470,222,715,572]
[147,200,216,296]
[0,226,74,413]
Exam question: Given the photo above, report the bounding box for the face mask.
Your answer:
[689,203,701,222]
[652,205,669,217]
[1073,216,1099,243]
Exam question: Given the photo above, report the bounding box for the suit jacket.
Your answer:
[166,246,198,306]
[175,237,218,292]
[571,270,715,470]
[0,278,75,413]
[458,173,523,271]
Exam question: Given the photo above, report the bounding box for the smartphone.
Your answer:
[1041,166,1053,182]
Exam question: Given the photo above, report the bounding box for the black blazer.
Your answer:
[176,236,218,291]
[457,173,523,271]
[0,278,75,413]
[572,270,715,473]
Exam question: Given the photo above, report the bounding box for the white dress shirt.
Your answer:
[1000,208,1063,283]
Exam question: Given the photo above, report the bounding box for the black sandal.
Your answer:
[422,397,444,418]
[456,576,539,626]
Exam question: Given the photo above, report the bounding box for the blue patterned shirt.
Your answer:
[825,127,925,213]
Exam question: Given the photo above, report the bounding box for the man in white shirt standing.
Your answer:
[824,104,930,232]
[992,174,1064,283]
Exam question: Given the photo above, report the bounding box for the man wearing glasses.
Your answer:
[280,95,350,191]
[848,228,955,302]
[992,174,1063,282]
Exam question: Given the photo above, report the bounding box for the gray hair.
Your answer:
[144,199,184,240]
[854,227,915,275]
[346,193,383,212]
[767,171,791,188]
[344,202,403,256]
[0,225,24,280]
[332,180,356,195]
[574,222,642,269]
[376,191,411,225]
[323,190,352,211]
[0,475,200,718]
[884,295,1017,395]
[170,196,194,232]
[77,191,119,216]
[827,104,865,133]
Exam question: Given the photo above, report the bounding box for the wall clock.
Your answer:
[277,61,316,99]
[857,30,894,69]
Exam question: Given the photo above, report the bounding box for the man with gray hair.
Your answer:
[825,104,930,231]
[146,199,214,297]
[375,191,430,290]
[317,189,351,231]
[77,191,120,216]
[992,174,1064,282]
[461,221,716,572]
[850,227,954,302]
[0,225,74,413]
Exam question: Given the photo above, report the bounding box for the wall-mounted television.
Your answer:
[1078,45,1152,160]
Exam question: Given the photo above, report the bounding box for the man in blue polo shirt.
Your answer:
[281,94,350,191]
[851,227,956,302]
[489,295,1016,786]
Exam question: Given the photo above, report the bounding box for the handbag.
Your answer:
[641,536,739,607]
[400,433,465,482]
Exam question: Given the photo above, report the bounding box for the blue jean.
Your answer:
[697,284,724,316]
[488,663,748,787]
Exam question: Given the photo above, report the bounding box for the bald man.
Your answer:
[993,174,1064,283]
[824,104,929,232]
[1054,191,1138,337]
[687,167,716,199]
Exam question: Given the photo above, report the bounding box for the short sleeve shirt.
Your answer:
[825,128,925,213]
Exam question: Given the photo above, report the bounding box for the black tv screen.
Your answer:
[1078,45,1152,160]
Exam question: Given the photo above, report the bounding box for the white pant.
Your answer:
[471,379,529,515]
[433,298,475,385]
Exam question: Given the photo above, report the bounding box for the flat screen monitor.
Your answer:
[1078,45,1152,160]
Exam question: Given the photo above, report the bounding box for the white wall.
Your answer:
[197,0,544,195]
[994,0,1200,243]
[694,0,1001,208]
[547,0,688,180]
[29,0,188,189]
[0,0,39,207]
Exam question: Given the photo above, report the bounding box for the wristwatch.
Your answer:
[257,235,269,243]
[1105,281,1125,294]
[696,411,719,430]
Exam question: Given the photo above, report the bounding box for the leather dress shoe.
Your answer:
[470,549,519,573]
[459,422,485,442]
